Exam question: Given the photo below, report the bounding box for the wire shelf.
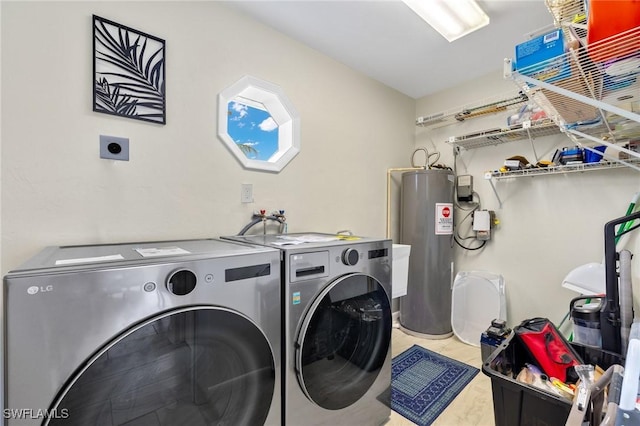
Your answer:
[509,24,640,166]
[545,0,585,31]
[490,158,640,179]
[416,91,528,128]
[445,118,561,150]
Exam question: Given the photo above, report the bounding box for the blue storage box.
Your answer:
[515,29,571,83]
[584,145,606,163]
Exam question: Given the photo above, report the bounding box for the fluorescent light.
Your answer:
[402,0,490,42]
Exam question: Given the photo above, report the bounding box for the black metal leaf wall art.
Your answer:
[93,15,166,124]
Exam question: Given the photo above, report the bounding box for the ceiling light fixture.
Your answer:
[402,0,490,42]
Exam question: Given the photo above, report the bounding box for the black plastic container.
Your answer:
[482,332,624,426]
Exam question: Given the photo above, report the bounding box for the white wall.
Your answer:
[3,1,638,336]
[0,1,416,275]
[416,71,640,330]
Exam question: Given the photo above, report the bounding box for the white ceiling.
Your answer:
[224,0,555,99]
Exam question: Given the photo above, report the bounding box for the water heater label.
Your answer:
[435,203,453,235]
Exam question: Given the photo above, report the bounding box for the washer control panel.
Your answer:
[341,248,359,266]
[290,251,329,282]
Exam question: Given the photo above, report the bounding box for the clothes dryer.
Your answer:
[222,233,392,426]
[3,239,281,426]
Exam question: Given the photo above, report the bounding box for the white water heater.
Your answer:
[399,169,455,338]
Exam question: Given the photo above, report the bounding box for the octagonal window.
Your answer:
[218,76,300,172]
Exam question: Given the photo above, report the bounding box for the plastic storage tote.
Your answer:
[483,332,623,426]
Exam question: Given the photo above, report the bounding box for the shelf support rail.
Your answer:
[523,120,541,163]
[567,48,619,142]
[483,171,503,208]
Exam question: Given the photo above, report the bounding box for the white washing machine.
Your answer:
[3,239,281,426]
[222,233,392,426]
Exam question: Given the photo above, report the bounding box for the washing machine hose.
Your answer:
[238,215,286,235]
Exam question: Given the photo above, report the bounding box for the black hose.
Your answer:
[453,236,486,251]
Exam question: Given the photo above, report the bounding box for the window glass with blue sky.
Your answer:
[226,98,279,161]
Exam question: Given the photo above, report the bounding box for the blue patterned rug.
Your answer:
[391,344,479,426]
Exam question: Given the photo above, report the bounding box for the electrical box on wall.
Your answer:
[457,175,473,201]
[473,209,497,240]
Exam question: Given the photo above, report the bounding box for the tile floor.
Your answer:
[387,327,496,426]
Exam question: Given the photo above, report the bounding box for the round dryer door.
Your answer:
[46,306,275,425]
[295,273,391,410]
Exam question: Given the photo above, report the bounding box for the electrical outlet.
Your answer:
[241,184,253,203]
[100,135,129,161]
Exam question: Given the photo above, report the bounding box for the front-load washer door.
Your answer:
[46,306,275,426]
[295,273,391,410]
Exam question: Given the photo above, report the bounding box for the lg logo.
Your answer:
[27,285,53,295]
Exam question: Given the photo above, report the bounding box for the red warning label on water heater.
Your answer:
[435,203,453,235]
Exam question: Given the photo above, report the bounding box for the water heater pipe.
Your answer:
[386,167,426,238]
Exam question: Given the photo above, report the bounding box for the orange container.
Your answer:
[587,0,640,62]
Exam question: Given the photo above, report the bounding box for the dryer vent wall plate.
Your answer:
[100,135,129,161]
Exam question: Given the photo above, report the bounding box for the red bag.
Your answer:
[514,317,583,383]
